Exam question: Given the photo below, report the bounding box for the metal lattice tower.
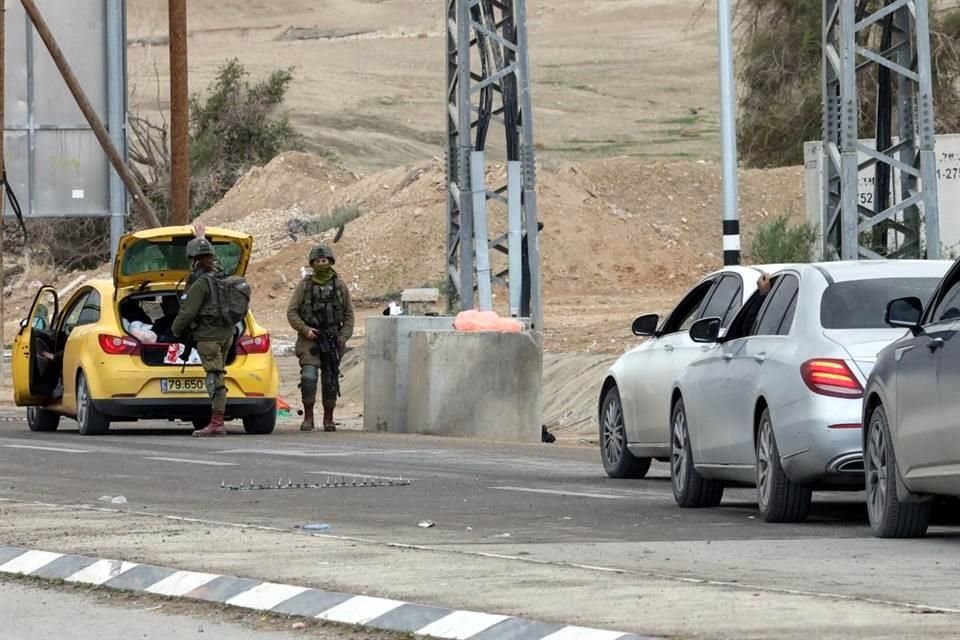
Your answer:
[445,0,542,329]
[822,0,941,260]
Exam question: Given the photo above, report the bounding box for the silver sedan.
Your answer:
[597,265,783,478]
[670,259,952,522]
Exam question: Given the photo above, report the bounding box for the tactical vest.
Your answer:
[300,275,344,329]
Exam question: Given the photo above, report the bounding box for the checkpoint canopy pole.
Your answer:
[717,0,741,265]
[0,0,6,385]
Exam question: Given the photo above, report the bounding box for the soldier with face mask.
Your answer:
[286,245,355,432]
[173,237,237,437]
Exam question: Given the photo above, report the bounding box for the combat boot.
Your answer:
[323,407,336,432]
[193,410,226,437]
[300,402,315,432]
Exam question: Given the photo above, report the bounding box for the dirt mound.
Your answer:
[202,151,805,338]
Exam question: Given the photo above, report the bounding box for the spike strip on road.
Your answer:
[0,545,658,640]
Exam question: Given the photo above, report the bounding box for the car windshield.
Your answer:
[820,277,941,329]
[121,238,243,277]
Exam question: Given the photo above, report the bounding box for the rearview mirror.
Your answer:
[632,313,659,337]
[885,297,923,331]
[690,317,722,343]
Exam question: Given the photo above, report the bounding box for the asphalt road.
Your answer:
[1,415,959,638]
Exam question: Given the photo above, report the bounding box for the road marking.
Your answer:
[307,471,412,481]
[2,444,89,454]
[145,456,237,467]
[542,626,631,640]
[145,570,220,596]
[489,486,631,500]
[0,550,63,575]
[416,611,509,639]
[226,582,309,610]
[316,595,405,624]
[65,560,139,585]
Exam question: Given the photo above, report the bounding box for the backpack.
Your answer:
[204,273,252,326]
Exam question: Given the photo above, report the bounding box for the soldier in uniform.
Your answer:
[287,245,355,432]
[173,237,237,438]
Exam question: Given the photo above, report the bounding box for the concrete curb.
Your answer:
[0,545,658,640]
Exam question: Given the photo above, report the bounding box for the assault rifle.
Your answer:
[309,328,342,399]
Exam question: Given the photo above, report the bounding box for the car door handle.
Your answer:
[754,353,767,363]
[928,337,945,352]
[664,344,675,352]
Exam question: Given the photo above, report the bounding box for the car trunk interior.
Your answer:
[118,292,241,366]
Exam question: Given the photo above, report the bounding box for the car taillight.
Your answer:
[98,334,140,355]
[800,359,863,398]
[238,333,271,355]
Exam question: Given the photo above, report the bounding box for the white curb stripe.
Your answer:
[417,611,510,639]
[226,582,308,610]
[316,595,406,624]
[542,626,630,640]
[0,550,63,575]
[144,570,220,596]
[65,560,139,585]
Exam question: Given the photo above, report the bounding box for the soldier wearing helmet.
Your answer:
[286,244,355,431]
[172,233,237,437]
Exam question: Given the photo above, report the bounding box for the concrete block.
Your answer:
[363,316,454,433]
[406,331,543,443]
[401,288,440,315]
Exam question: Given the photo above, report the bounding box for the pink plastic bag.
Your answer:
[454,309,522,332]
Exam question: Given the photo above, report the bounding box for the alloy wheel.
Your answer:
[602,397,625,466]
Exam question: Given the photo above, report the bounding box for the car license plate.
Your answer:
[160,378,205,394]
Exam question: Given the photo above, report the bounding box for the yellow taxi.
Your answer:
[11,225,280,435]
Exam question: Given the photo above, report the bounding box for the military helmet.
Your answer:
[186,237,215,259]
[309,244,335,264]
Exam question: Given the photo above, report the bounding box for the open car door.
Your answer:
[12,286,61,406]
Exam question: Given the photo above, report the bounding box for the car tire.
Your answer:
[243,408,276,435]
[756,408,811,523]
[26,406,60,432]
[599,386,651,478]
[865,404,931,538]
[76,372,110,436]
[671,398,723,508]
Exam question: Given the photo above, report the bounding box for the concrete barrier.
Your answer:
[406,330,543,443]
[363,316,454,433]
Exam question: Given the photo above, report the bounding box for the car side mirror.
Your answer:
[690,317,722,343]
[885,297,923,331]
[632,313,659,337]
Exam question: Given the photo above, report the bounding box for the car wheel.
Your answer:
[26,406,60,432]
[865,404,931,538]
[76,372,110,436]
[599,386,651,478]
[243,408,276,435]
[756,408,811,523]
[671,398,723,508]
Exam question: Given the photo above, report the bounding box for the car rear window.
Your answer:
[121,238,243,277]
[820,277,941,329]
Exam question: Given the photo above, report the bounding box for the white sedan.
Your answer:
[597,264,783,478]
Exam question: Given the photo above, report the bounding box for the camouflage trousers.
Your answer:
[295,337,345,410]
[197,336,233,413]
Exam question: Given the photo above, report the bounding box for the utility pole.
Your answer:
[169,0,190,225]
[717,0,740,266]
[822,0,940,260]
[445,0,542,329]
